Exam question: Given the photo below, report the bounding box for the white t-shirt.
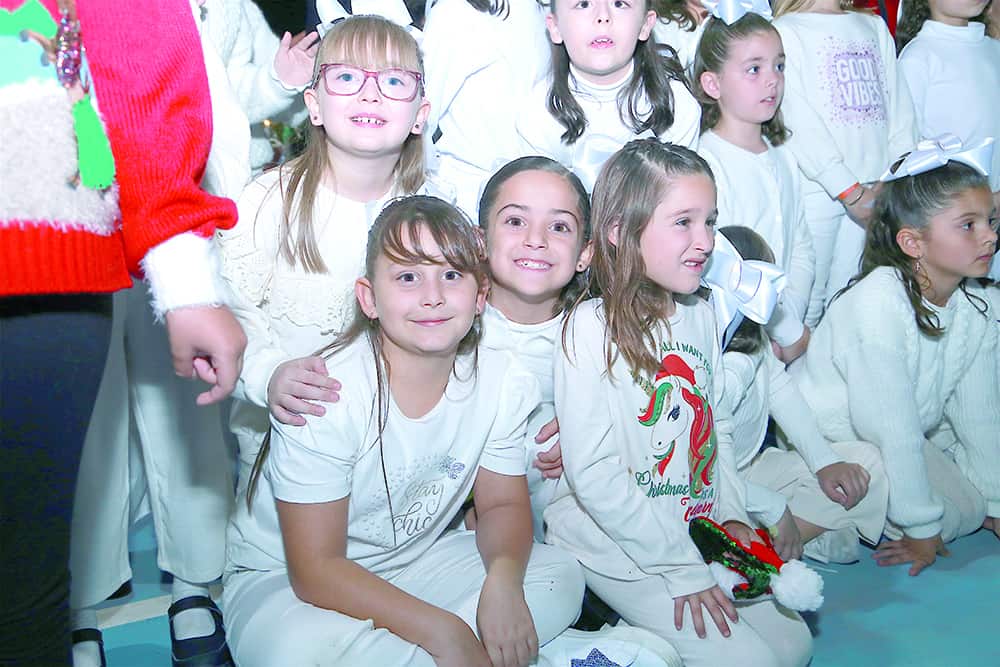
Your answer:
[480,303,562,539]
[545,297,749,597]
[699,131,818,337]
[516,63,701,191]
[773,11,916,201]
[226,338,541,578]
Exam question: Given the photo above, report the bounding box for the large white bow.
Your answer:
[315,0,417,37]
[702,0,772,24]
[702,231,786,350]
[573,134,624,193]
[880,134,994,182]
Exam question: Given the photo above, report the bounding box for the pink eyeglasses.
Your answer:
[315,64,423,102]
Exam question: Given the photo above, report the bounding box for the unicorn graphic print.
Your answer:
[635,352,718,521]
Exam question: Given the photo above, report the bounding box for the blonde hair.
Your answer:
[771,0,856,17]
[273,16,427,274]
[568,139,715,378]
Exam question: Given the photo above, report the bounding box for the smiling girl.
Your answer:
[224,196,585,667]
[546,139,813,667]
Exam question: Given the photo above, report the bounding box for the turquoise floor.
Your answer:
[103,520,999,666]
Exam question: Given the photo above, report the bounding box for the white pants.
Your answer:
[803,191,865,324]
[70,286,235,608]
[884,440,987,543]
[222,532,585,667]
[583,567,813,667]
[744,441,889,545]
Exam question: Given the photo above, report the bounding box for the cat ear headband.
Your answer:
[880,134,994,182]
[702,231,786,350]
[702,0,773,24]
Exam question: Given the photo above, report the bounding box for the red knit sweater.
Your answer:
[0,0,237,297]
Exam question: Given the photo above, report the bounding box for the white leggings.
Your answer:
[222,532,586,667]
[583,567,813,667]
[803,192,865,325]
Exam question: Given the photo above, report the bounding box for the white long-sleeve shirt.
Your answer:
[516,63,701,191]
[774,11,916,200]
[545,297,749,597]
[699,131,818,338]
[791,267,1000,539]
[720,347,844,526]
[422,0,550,218]
[898,20,1000,193]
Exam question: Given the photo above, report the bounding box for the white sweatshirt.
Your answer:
[517,63,701,191]
[699,131,818,338]
[791,267,1000,539]
[773,11,916,200]
[422,0,551,218]
[545,297,749,597]
[720,346,843,527]
[898,20,1000,193]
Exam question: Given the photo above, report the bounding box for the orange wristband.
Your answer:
[837,182,862,202]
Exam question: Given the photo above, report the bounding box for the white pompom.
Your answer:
[708,562,746,600]
[769,559,824,612]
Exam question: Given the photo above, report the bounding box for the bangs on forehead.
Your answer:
[320,17,421,71]
[381,219,482,274]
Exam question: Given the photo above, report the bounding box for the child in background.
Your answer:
[422,0,551,218]
[715,226,888,564]
[517,0,701,191]
[476,156,594,541]
[218,16,438,489]
[773,0,916,320]
[652,0,709,69]
[693,6,817,359]
[547,139,813,667]
[896,0,1000,276]
[224,196,585,667]
[792,146,1000,576]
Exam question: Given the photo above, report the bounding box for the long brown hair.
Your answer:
[246,196,489,511]
[478,156,593,316]
[692,14,790,146]
[546,0,689,144]
[567,139,715,377]
[835,161,991,336]
[272,16,427,274]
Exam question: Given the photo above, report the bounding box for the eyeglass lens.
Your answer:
[323,65,419,101]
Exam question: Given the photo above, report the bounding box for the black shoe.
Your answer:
[168,596,235,667]
[572,587,621,631]
[72,628,107,667]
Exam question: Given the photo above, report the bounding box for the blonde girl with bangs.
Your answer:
[772,0,916,321]
[547,139,813,667]
[223,196,585,667]
[218,16,446,489]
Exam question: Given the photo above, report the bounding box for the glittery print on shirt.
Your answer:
[820,37,887,126]
[633,343,717,522]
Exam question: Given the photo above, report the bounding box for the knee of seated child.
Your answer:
[525,544,586,628]
[774,614,814,667]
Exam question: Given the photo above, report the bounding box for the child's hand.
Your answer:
[429,616,492,667]
[673,585,739,639]
[776,326,810,365]
[273,31,319,89]
[532,419,562,479]
[816,461,871,510]
[772,507,804,562]
[477,572,538,667]
[873,533,948,576]
[722,520,762,549]
[843,186,877,228]
[267,356,341,426]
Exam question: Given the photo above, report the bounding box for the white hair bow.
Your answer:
[880,134,994,182]
[573,134,623,193]
[702,231,786,350]
[702,0,772,24]
[315,0,418,38]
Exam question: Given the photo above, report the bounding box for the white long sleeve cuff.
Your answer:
[142,232,226,319]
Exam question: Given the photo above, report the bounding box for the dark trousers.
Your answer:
[0,294,113,666]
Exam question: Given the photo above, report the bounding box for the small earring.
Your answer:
[577,262,585,271]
